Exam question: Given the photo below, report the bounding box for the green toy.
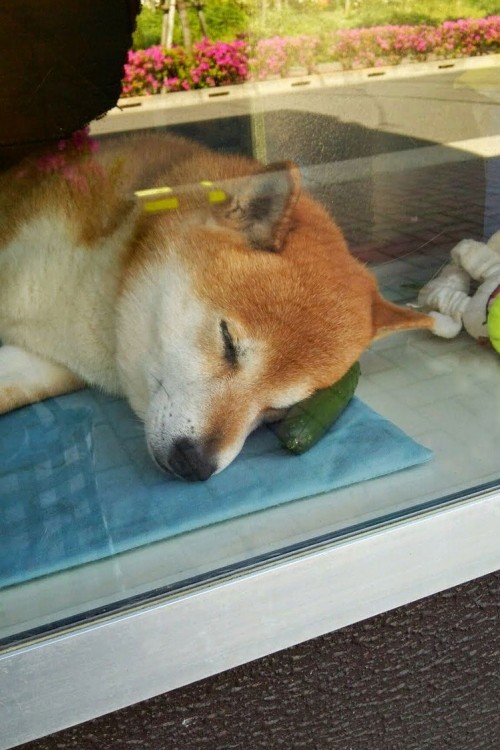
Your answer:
[272,361,360,454]
[418,231,500,354]
[487,292,500,354]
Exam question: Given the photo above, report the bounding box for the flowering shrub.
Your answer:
[16,128,103,192]
[121,17,500,96]
[330,25,436,68]
[34,128,99,174]
[330,16,500,69]
[434,16,500,59]
[190,38,248,87]
[122,40,247,96]
[122,46,192,96]
[250,35,321,80]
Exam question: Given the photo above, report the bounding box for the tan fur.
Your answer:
[0,346,84,414]
[0,132,433,479]
[0,377,83,415]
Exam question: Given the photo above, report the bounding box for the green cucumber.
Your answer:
[271,361,360,454]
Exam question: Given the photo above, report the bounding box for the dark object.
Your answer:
[272,361,361,454]
[0,0,140,170]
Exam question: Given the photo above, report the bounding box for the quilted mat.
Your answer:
[0,391,432,588]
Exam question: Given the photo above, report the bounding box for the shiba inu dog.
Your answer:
[0,132,433,480]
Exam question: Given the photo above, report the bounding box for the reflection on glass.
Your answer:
[0,0,499,645]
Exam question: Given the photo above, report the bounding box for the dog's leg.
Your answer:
[0,345,84,414]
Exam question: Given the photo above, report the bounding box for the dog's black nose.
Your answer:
[167,438,217,481]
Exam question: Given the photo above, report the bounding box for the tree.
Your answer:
[160,0,193,50]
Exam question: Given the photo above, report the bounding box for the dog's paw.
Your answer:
[0,345,84,413]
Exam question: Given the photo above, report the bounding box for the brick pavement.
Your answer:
[308,155,500,304]
[317,158,489,265]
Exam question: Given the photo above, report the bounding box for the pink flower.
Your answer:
[120,17,500,95]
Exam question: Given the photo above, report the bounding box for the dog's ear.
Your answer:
[372,294,434,340]
[214,162,301,252]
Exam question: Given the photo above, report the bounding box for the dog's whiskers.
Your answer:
[152,374,172,402]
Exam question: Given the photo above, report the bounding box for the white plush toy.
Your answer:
[418,230,500,354]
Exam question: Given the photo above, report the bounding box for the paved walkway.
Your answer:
[320,158,490,276]
[284,145,500,309]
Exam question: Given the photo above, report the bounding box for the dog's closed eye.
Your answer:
[220,320,238,367]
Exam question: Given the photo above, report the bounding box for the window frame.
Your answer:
[1,486,499,749]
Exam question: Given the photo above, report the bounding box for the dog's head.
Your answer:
[117,162,432,480]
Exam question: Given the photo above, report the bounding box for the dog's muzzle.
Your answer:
[155,437,217,481]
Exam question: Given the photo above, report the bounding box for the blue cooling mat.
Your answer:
[0,391,432,588]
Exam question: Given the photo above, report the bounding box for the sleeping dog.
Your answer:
[0,132,433,479]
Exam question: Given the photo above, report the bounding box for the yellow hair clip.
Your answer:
[134,186,179,213]
[199,180,227,204]
[134,182,227,214]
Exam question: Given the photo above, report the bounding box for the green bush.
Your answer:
[123,15,500,97]
[245,0,500,39]
[353,0,500,27]
[132,1,247,50]
[131,1,500,52]
[201,1,248,41]
[132,7,162,50]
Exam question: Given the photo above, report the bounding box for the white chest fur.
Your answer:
[0,213,127,393]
